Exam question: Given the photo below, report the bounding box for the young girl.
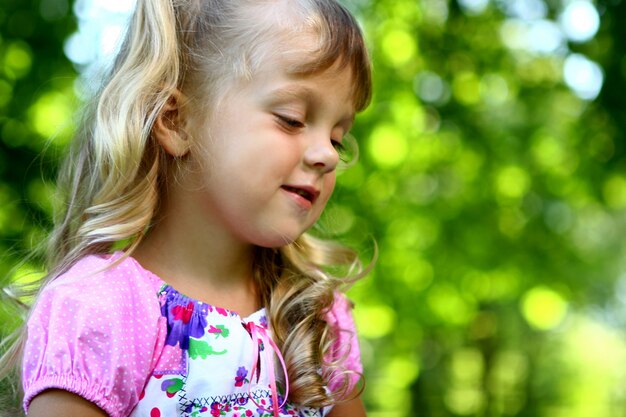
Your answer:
[1,0,372,416]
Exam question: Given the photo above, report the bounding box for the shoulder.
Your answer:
[23,253,167,417]
[324,292,363,395]
[326,291,356,330]
[41,252,163,305]
[31,252,165,335]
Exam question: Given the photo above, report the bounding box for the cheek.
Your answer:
[320,175,337,205]
[327,174,337,193]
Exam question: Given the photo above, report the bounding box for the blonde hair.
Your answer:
[0,0,372,409]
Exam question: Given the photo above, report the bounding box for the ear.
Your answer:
[153,90,190,157]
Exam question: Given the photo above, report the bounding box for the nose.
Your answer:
[303,135,340,173]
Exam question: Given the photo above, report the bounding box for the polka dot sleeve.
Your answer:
[22,254,167,417]
[324,292,363,397]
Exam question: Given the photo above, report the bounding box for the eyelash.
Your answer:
[331,139,345,152]
[276,115,305,130]
[275,114,345,152]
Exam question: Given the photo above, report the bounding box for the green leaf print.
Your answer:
[208,324,230,338]
[165,377,184,394]
[188,338,227,359]
[215,324,229,338]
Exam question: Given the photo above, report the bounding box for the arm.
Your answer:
[27,390,109,417]
[326,388,367,417]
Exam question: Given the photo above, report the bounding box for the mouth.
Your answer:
[281,185,319,204]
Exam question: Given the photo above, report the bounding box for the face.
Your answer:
[183,52,356,248]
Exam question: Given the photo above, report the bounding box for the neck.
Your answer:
[132,183,260,314]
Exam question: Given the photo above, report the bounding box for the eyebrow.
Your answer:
[268,85,319,106]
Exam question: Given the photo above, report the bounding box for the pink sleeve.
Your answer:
[324,292,363,396]
[22,255,166,417]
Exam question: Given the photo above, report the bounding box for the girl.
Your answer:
[1,0,372,416]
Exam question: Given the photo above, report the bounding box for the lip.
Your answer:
[281,184,320,209]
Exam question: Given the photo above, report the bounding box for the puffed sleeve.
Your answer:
[324,292,363,396]
[22,255,167,417]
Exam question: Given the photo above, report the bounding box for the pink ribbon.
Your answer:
[246,321,290,417]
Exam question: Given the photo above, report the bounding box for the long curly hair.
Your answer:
[0,0,372,409]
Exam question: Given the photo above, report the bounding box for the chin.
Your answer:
[255,234,300,249]
[251,227,309,249]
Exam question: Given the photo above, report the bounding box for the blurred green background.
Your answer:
[2,0,626,415]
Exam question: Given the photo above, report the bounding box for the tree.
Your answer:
[3,0,626,415]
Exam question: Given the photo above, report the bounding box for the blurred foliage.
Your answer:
[2,0,626,416]
[0,0,75,276]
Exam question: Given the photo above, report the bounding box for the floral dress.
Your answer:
[130,284,324,417]
[22,253,362,417]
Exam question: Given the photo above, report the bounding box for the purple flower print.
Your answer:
[259,315,268,328]
[235,366,249,387]
[256,398,270,415]
[210,402,222,417]
[160,287,208,350]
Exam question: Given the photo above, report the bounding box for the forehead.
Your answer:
[241,51,357,111]
[190,1,371,112]
[242,31,361,106]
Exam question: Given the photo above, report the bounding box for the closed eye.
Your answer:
[332,138,350,163]
[331,139,345,152]
[275,114,305,130]
[334,132,358,167]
